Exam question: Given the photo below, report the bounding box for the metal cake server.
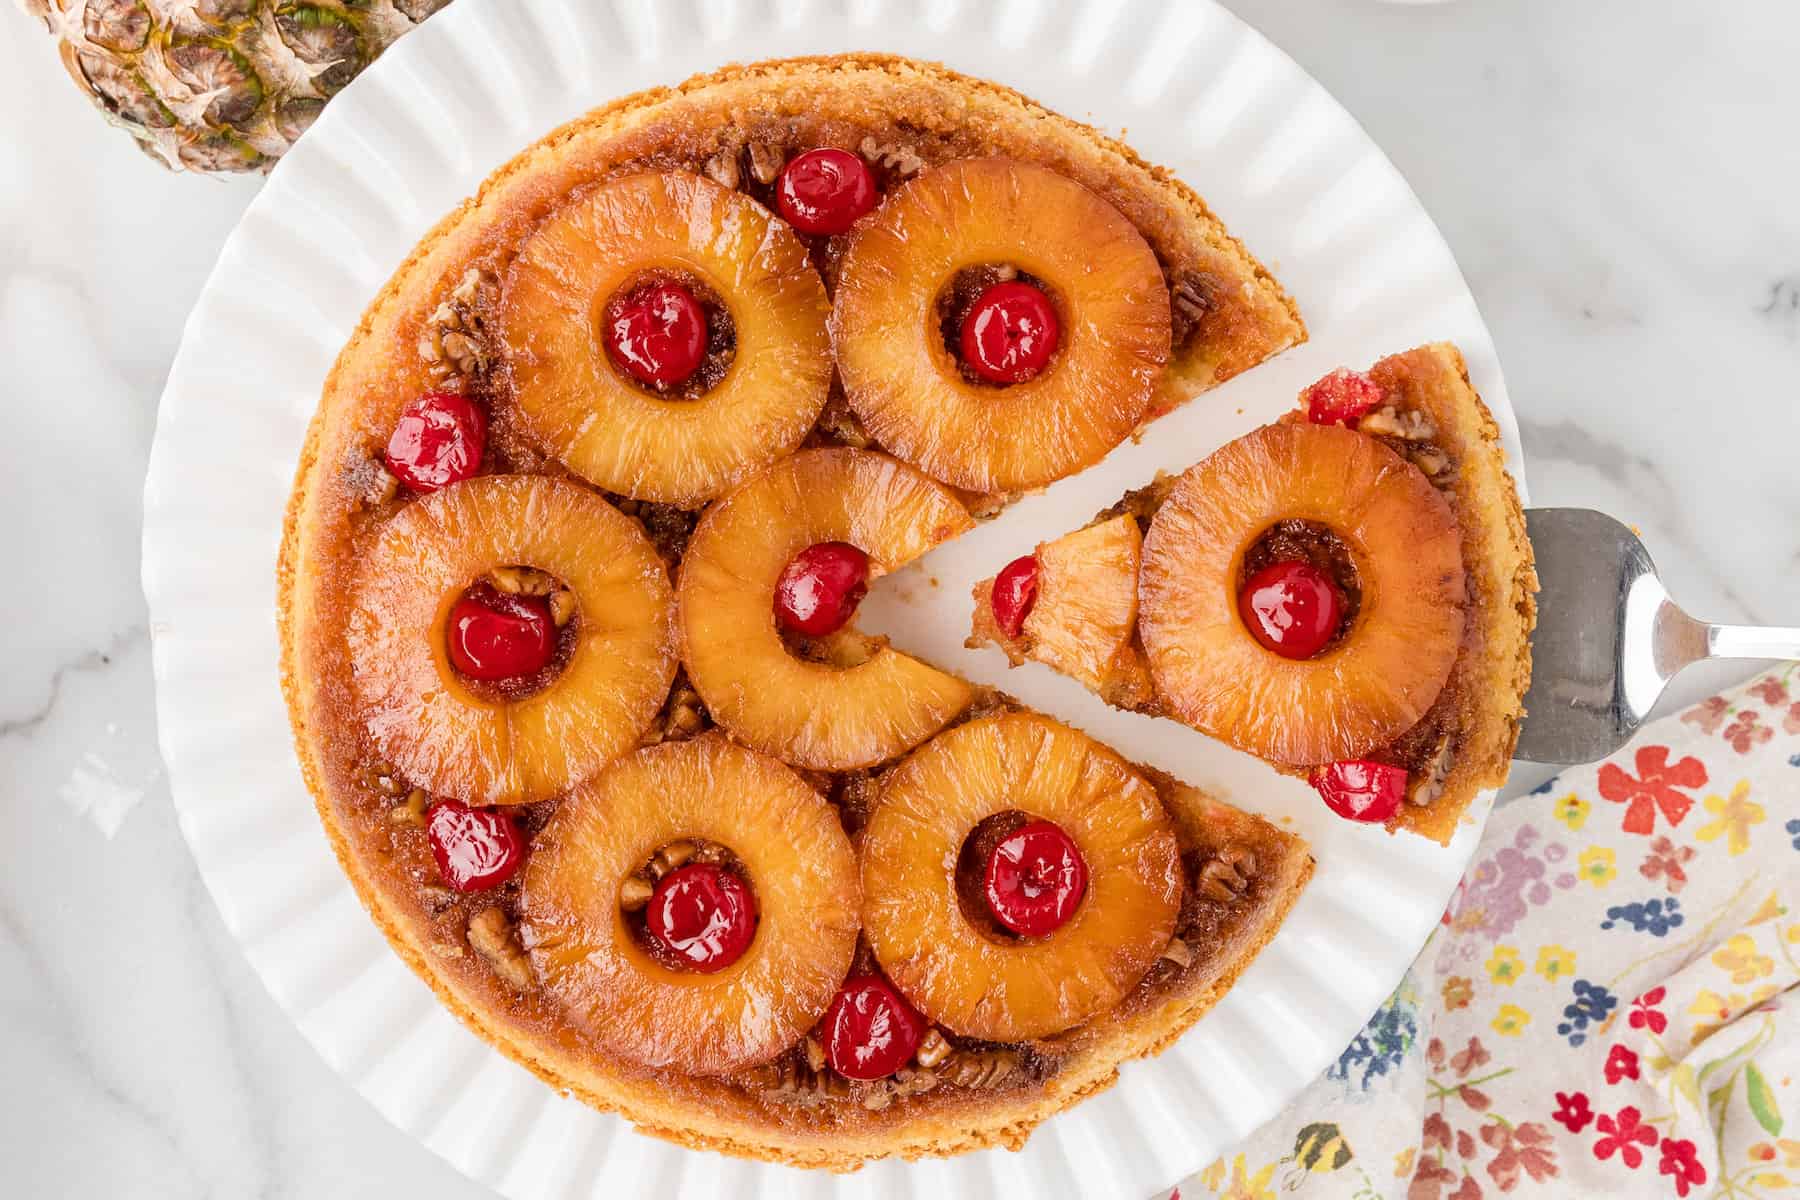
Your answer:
[1516,508,1800,765]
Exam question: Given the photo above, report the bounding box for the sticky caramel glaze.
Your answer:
[281,55,1308,1168]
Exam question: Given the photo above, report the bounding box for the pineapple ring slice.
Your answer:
[346,475,676,805]
[498,171,832,507]
[860,712,1183,1041]
[520,735,859,1075]
[831,158,1171,493]
[678,448,977,771]
[1139,422,1466,766]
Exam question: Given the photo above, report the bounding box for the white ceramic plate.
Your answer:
[143,1,1526,1196]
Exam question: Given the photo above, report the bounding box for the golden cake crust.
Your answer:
[279,55,1310,1170]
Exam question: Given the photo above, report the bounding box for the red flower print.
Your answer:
[1593,1106,1658,1167]
[1596,746,1706,835]
[1456,1129,1477,1159]
[1681,696,1728,734]
[1427,1037,1446,1071]
[1422,1111,1454,1151]
[1638,837,1695,894]
[1658,1137,1706,1196]
[1408,1157,1461,1200]
[1749,677,1790,707]
[1628,988,1668,1035]
[1603,1044,1640,1084]
[1458,1085,1493,1112]
[1482,1120,1559,1190]
[1448,1176,1483,1200]
[1553,1091,1595,1133]
[1723,709,1773,755]
[1786,701,1800,736]
[1450,1037,1493,1076]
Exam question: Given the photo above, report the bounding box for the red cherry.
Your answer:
[822,974,925,1081]
[384,392,487,493]
[426,799,526,891]
[447,590,555,682]
[990,554,1039,639]
[983,820,1088,937]
[643,863,757,973]
[960,281,1059,384]
[774,541,870,637]
[775,148,878,236]
[1238,560,1343,660]
[1309,760,1408,823]
[1302,368,1385,425]
[605,282,708,387]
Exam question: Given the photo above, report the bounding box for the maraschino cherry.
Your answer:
[960,281,1059,384]
[1309,760,1408,823]
[1302,368,1385,425]
[605,281,708,387]
[821,974,925,1080]
[426,799,526,891]
[990,554,1039,638]
[774,541,870,637]
[644,863,757,973]
[775,148,878,236]
[984,820,1088,937]
[384,392,486,493]
[1238,560,1343,660]
[448,590,555,681]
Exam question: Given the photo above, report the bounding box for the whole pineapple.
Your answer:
[20,0,449,172]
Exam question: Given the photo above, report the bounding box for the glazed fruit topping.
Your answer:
[643,863,757,973]
[774,541,870,637]
[822,973,926,1080]
[1238,559,1344,660]
[990,554,1040,638]
[775,147,878,236]
[983,819,1088,937]
[605,281,708,387]
[1302,368,1385,425]
[448,589,555,681]
[960,281,1060,384]
[384,392,487,493]
[426,799,526,891]
[1309,760,1408,823]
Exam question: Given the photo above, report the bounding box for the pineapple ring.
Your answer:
[346,475,676,805]
[1139,423,1466,766]
[861,712,1183,1041]
[677,448,977,771]
[831,158,1171,493]
[498,171,832,507]
[520,735,860,1075]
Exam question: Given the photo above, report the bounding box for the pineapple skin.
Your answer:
[22,0,448,172]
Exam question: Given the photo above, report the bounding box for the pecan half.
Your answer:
[858,135,925,178]
[938,1048,1022,1089]
[418,267,497,380]
[468,906,533,991]
[749,1056,848,1105]
[1197,847,1256,903]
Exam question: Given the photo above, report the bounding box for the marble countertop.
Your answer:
[4,2,1795,1195]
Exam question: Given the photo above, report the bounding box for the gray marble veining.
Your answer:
[3,1,1796,1195]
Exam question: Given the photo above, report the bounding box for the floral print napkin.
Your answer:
[1170,668,1800,1200]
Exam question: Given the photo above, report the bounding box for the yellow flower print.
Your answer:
[1689,986,1781,1044]
[1535,944,1576,982]
[1712,933,1775,984]
[1491,1004,1531,1036]
[1749,891,1787,925]
[1198,1158,1225,1190]
[1441,975,1474,1010]
[1393,1146,1417,1178]
[1553,792,1589,831]
[1694,779,1764,855]
[1577,846,1617,886]
[1485,945,1524,985]
[1214,1153,1277,1200]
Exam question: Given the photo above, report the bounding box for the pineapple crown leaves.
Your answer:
[19,0,449,172]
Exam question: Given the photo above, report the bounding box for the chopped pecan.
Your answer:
[803,1036,827,1073]
[344,452,399,510]
[749,1055,848,1105]
[389,787,428,826]
[703,144,742,190]
[1169,271,1212,342]
[938,1048,1022,1089]
[863,1066,939,1110]
[360,760,406,796]
[548,589,578,627]
[1357,404,1438,442]
[618,874,654,912]
[858,135,925,178]
[468,906,533,990]
[1412,446,1452,478]
[1197,847,1256,903]
[489,565,556,596]
[649,840,697,879]
[1159,937,1194,969]
[418,267,497,380]
[747,138,785,185]
[643,683,707,746]
[1408,737,1456,807]
[914,1028,951,1069]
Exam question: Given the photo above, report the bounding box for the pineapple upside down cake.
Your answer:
[281,54,1516,1169]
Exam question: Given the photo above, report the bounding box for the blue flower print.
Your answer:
[1600,897,1684,936]
[1787,817,1800,850]
[1328,989,1418,1091]
[1555,979,1618,1046]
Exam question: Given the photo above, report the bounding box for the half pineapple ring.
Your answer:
[346,475,676,804]
[1139,423,1465,766]
[498,171,832,507]
[831,158,1172,493]
[521,735,859,1075]
[678,448,976,770]
[860,712,1183,1042]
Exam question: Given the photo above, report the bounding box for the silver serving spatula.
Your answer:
[1516,508,1800,764]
